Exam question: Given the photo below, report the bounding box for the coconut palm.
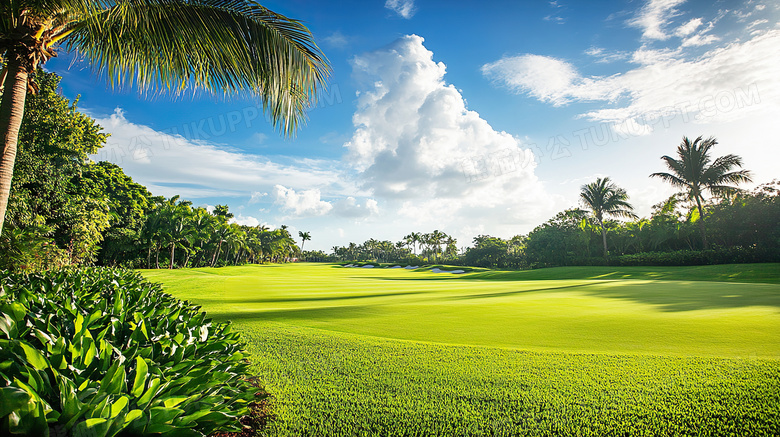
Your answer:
[404,232,421,256]
[579,177,637,260]
[0,0,330,234]
[298,230,310,252]
[650,136,752,248]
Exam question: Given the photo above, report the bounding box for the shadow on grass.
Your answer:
[365,269,780,312]
[217,290,426,305]
[209,305,375,322]
[460,264,780,284]
[452,281,613,300]
[578,281,780,312]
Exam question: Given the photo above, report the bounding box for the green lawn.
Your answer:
[142,263,780,436]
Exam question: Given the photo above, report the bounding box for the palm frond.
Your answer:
[63,0,330,136]
[650,171,688,189]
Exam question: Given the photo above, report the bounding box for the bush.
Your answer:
[611,247,780,266]
[0,268,259,437]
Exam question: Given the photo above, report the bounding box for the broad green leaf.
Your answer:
[137,377,161,408]
[0,386,32,418]
[124,409,144,424]
[81,337,97,368]
[1,302,27,323]
[0,313,17,338]
[72,417,110,437]
[149,406,184,424]
[109,396,129,419]
[131,357,149,398]
[74,312,85,334]
[19,341,49,371]
[161,395,190,408]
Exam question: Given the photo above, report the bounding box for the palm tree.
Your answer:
[651,136,752,248]
[0,0,330,234]
[579,177,637,260]
[404,232,421,256]
[298,230,311,252]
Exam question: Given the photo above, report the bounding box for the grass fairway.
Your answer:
[142,263,780,436]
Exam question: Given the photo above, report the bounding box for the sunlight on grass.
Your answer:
[142,263,780,436]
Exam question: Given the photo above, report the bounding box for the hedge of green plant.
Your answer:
[611,247,780,266]
[0,268,257,437]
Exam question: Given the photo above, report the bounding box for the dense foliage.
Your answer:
[2,71,111,268]
[0,71,301,271]
[0,268,258,436]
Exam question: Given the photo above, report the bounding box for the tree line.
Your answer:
[331,180,778,269]
[329,137,777,269]
[330,230,459,264]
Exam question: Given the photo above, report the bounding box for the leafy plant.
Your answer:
[0,268,260,436]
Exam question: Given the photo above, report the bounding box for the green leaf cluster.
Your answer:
[3,70,113,267]
[0,268,258,436]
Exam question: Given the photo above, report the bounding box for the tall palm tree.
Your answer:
[650,136,752,248]
[579,177,637,260]
[298,230,311,252]
[0,0,330,234]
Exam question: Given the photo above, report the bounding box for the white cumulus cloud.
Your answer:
[231,215,260,227]
[273,185,333,217]
[344,35,554,241]
[332,197,380,218]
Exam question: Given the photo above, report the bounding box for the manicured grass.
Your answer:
[142,263,780,436]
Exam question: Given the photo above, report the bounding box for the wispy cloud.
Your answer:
[544,0,567,24]
[89,109,348,201]
[483,0,780,129]
[385,0,415,19]
[585,46,630,64]
[324,31,349,49]
[627,0,686,40]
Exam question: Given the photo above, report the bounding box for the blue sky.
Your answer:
[46,0,780,251]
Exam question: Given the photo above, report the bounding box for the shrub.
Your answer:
[611,247,780,266]
[0,268,258,437]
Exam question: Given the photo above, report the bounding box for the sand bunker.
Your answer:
[431,268,466,274]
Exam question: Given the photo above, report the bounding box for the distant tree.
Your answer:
[580,177,637,260]
[464,235,508,268]
[299,231,311,252]
[651,136,752,248]
[524,209,591,267]
[404,232,421,256]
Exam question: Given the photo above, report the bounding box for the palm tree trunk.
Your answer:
[0,59,29,234]
[169,244,175,269]
[695,196,708,249]
[211,241,222,266]
[155,244,161,269]
[599,219,608,262]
